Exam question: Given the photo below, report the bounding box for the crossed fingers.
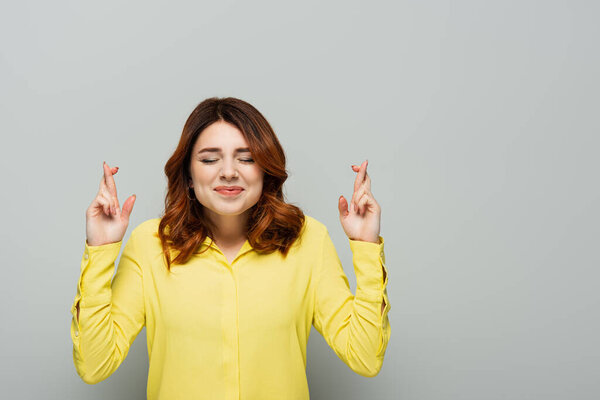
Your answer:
[351,160,372,214]
[100,161,120,215]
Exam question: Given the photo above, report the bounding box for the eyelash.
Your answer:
[201,158,254,164]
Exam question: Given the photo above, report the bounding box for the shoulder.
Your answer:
[129,217,162,241]
[303,214,327,233]
[297,214,329,248]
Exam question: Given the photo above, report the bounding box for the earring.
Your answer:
[187,187,196,201]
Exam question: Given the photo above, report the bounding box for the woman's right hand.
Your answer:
[85,161,137,246]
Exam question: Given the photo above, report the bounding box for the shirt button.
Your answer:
[74,330,79,337]
[84,253,89,260]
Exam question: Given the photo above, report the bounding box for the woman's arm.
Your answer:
[70,230,145,384]
[312,228,391,378]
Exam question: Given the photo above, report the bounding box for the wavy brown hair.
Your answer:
[158,97,305,272]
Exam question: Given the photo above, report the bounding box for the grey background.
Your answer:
[1,0,598,399]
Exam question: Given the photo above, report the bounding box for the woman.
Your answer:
[71,97,391,399]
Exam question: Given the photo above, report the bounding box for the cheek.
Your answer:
[253,175,264,190]
[248,174,263,194]
[192,168,214,183]
[245,168,263,184]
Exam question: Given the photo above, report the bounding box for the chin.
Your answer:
[209,205,250,216]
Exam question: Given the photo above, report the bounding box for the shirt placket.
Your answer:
[207,240,252,400]
[226,258,240,400]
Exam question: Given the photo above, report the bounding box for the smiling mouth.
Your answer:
[215,188,244,195]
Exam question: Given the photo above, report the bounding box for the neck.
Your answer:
[204,208,250,246]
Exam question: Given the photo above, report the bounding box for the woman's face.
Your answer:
[189,120,264,218]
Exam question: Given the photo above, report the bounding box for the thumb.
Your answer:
[121,194,136,219]
[338,195,350,217]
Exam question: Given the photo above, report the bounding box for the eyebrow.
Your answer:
[197,147,251,154]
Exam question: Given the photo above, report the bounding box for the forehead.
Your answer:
[194,121,249,149]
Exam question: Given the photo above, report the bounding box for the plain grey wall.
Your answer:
[1,0,598,399]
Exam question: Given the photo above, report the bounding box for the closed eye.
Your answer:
[201,159,254,164]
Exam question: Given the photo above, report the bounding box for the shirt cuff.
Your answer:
[71,239,123,311]
[348,235,388,303]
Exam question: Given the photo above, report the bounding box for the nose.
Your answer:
[220,157,239,180]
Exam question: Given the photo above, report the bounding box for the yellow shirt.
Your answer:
[70,214,391,399]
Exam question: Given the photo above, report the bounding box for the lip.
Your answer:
[214,186,244,191]
[214,186,244,196]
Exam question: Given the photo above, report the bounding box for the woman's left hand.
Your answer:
[338,160,381,243]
